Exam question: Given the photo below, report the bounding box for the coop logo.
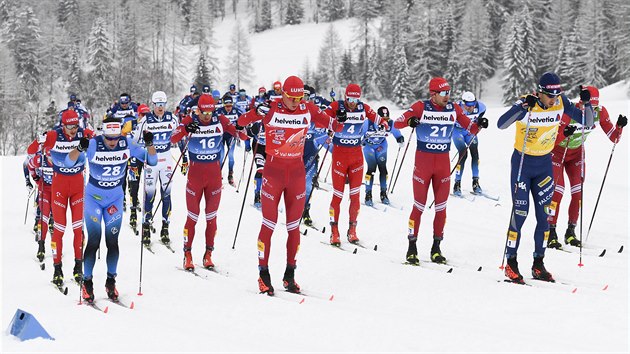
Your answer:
[98,180,120,188]
[339,138,359,145]
[153,143,169,150]
[426,143,448,151]
[59,166,81,174]
[196,154,218,161]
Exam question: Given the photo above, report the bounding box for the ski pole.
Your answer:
[388,145,402,194]
[390,128,415,194]
[427,130,480,209]
[324,160,332,183]
[232,139,259,249]
[24,187,35,225]
[499,109,532,270]
[236,146,249,193]
[585,140,618,244]
[298,146,330,229]
[221,137,236,172]
[578,109,586,266]
[138,156,148,296]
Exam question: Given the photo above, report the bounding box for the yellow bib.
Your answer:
[514,99,564,156]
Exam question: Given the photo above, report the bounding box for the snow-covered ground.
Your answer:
[2,84,628,352]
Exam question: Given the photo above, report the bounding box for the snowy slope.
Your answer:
[2,86,628,352]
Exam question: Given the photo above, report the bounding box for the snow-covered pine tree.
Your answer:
[194,51,212,89]
[67,46,83,97]
[15,6,42,102]
[321,0,346,22]
[314,24,342,90]
[391,41,413,107]
[339,49,354,84]
[260,0,272,31]
[227,21,254,88]
[501,7,537,105]
[85,17,113,109]
[284,0,304,25]
[572,1,607,90]
[406,2,431,99]
[351,0,380,97]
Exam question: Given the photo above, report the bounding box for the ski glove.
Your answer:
[563,125,577,137]
[245,139,252,152]
[616,114,627,128]
[185,121,199,133]
[396,136,404,144]
[257,102,270,116]
[181,162,189,176]
[26,179,33,192]
[143,131,154,146]
[336,109,347,123]
[77,137,90,152]
[477,117,489,129]
[525,94,537,108]
[37,132,47,144]
[579,87,591,102]
[407,116,420,128]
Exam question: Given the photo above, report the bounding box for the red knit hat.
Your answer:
[429,77,450,92]
[273,81,282,90]
[345,83,361,99]
[61,110,79,125]
[138,104,150,115]
[283,76,304,97]
[258,86,266,94]
[584,86,599,107]
[198,95,215,112]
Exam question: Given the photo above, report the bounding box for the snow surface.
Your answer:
[2,89,628,353]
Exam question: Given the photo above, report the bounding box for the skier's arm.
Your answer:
[171,116,191,144]
[219,114,249,140]
[455,105,480,135]
[67,139,93,166]
[497,98,528,129]
[562,95,594,127]
[310,102,343,132]
[238,109,263,126]
[598,106,623,142]
[554,113,574,143]
[128,137,158,166]
[394,101,424,129]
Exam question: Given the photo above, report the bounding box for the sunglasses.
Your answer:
[347,97,360,103]
[435,90,450,97]
[543,92,559,99]
[104,135,121,141]
[154,102,167,107]
[64,124,79,130]
[464,100,476,107]
[200,111,213,116]
[284,92,304,102]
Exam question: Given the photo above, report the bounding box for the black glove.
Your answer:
[396,136,404,144]
[77,137,89,152]
[257,102,270,116]
[32,174,40,182]
[616,114,627,128]
[525,94,537,108]
[185,121,199,133]
[235,124,245,131]
[579,87,591,102]
[477,117,489,129]
[143,131,154,146]
[563,125,577,137]
[407,116,420,128]
[336,109,347,123]
[26,179,33,191]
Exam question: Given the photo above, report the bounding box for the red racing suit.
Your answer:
[238,99,342,268]
[27,149,54,240]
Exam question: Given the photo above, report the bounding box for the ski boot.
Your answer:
[532,256,554,282]
[365,190,373,207]
[302,206,313,227]
[33,216,40,234]
[505,256,524,284]
[283,264,301,294]
[472,177,483,195]
[258,267,274,296]
[330,222,341,246]
[546,224,562,249]
[453,180,462,197]
[73,259,83,283]
[129,208,137,230]
[141,223,151,245]
[203,247,215,269]
[228,171,235,187]
[253,191,261,209]
[81,278,95,303]
[564,223,581,247]
[406,238,419,265]
[430,238,447,264]
[160,223,170,245]
[347,221,359,244]
[52,263,64,287]
[105,276,119,301]
[380,190,390,205]
[312,174,320,189]
[123,199,127,212]
[36,240,45,262]
[183,249,194,271]
[49,215,54,236]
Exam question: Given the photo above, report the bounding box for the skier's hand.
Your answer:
[330,90,336,99]
[396,136,405,148]
[143,131,154,146]
[180,161,189,176]
[256,102,270,116]
[185,121,199,133]
[477,117,489,129]
[336,109,347,123]
[32,174,40,182]
[616,114,627,128]
[77,137,90,152]
[524,94,537,109]
[245,139,252,152]
[579,86,591,102]
[26,179,33,192]
[407,116,420,128]
[37,132,47,144]
[563,125,577,137]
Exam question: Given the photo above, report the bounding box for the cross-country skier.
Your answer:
[452,91,486,196]
[268,81,282,100]
[171,95,247,271]
[497,72,594,283]
[394,77,488,265]
[362,106,404,206]
[132,91,182,247]
[176,85,199,120]
[235,88,252,114]
[42,110,95,287]
[546,86,626,249]
[27,139,54,262]
[324,83,384,246]
[227,83,238,102]
[78,117,156,302]
[238,75,344,296]
[216,95,242,186]
[245,120,266,209]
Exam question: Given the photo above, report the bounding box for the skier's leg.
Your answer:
[408,151,433,239]
[204,162,222,249]
[183,162,204,250]
[102,195,124,277]
[506,151,532,258]
[257,159,284,268]
[329,151,347,224]
[431,153,450,238]
[284,164,306,267]
[83,196,103,280]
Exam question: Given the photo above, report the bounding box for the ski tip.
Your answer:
[373,244,378,251]
[303,229,308,236]
[571,288,577,294]
[322,226,326,233]
[446,268,453,273]
[40,263,45,271]
[602,284,609,291]
[598,249,606,257]
[618,245,624,253]
[352,248,357,254]
[498,265,505,270]
[328,294,334,301]
[299,298,305,304]
[130,301,135,309]
[477,266,482,272]
[104,306,109,314]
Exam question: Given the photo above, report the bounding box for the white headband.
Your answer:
[103,122,122,137]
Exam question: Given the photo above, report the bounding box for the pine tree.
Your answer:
[314,24,342,90]
[391,41,413,107]
[85,17,113,109]
[259,0,272,32]
[15,7,42,102]
[67,46,83,96]
[194,51,212,89]
[227,21,254,88]
[284,0,304,25]
[321,0,346,22]
[339,50,354,84]
[501,7,537,105]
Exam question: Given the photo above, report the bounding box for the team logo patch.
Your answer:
[107,205,118,215]
[537,176,552,187]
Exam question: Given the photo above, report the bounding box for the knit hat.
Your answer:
[198,95,215,112]
[282,76,304,97]
[538,72,562,95]
[345,83,361,99]
[429,77,450,92]
[61,110,79,125]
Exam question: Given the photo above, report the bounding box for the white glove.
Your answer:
[37,132,47,144]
